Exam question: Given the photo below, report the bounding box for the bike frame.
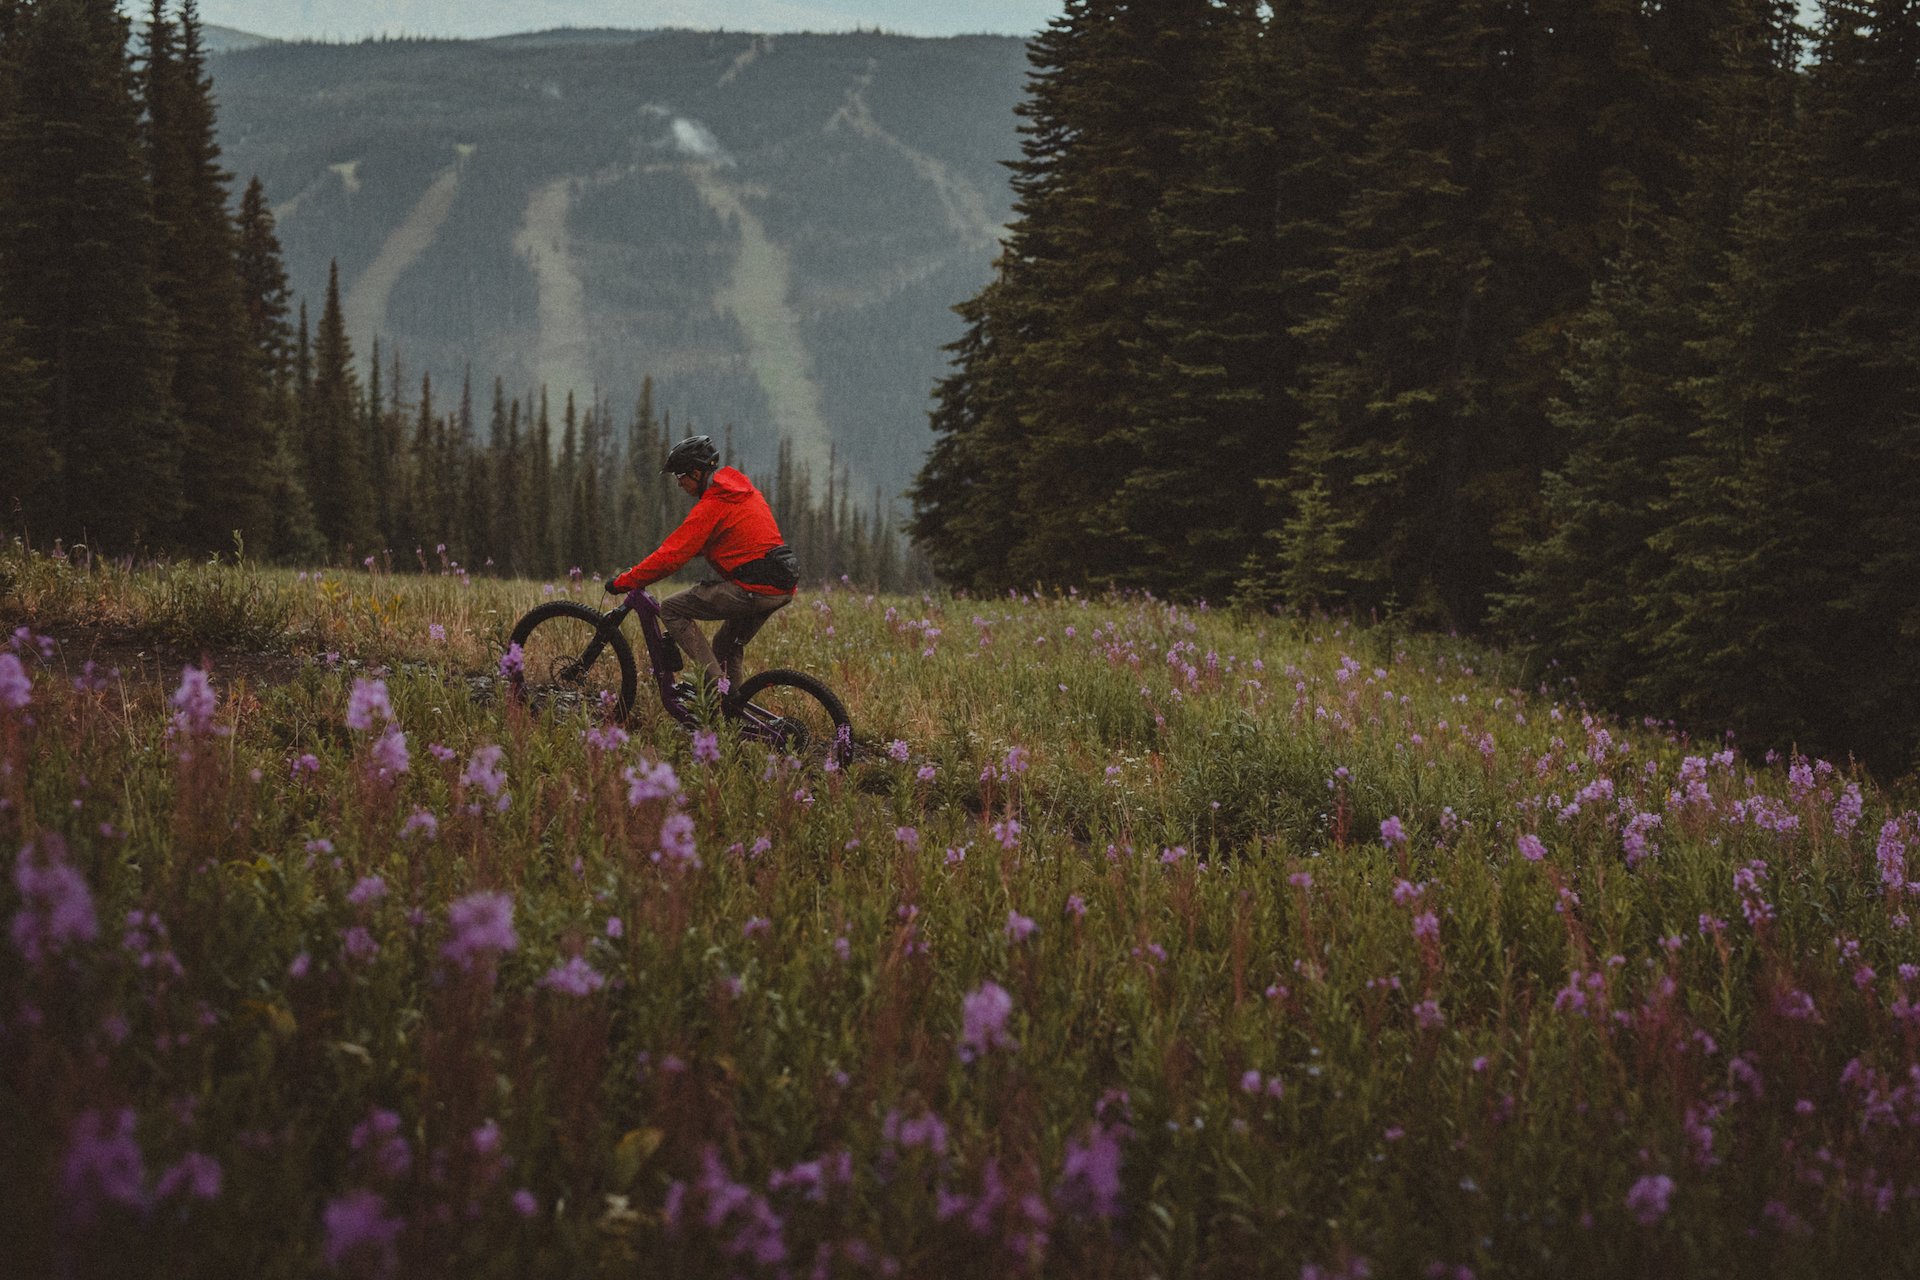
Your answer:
[574,588,824,756]
[590,589,695,726]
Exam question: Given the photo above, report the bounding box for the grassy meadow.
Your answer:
[2,543,1918,1278]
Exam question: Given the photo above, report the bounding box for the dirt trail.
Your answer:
[826,63,1003,248]
[273,159,360,225]
[343,157,463,354]
[717,35,772,88]
[686,165,843,491]
[512,177,597,407]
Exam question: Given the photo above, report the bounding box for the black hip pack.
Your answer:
[729,544,799,591]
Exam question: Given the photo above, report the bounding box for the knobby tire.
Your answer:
[506,601,638,723]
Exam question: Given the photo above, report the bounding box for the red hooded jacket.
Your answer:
[610,467,793,597]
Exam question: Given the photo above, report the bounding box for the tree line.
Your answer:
[909,0,1920,772]
[0,0,926,591]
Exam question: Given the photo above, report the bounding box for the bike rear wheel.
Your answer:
[506,601,637,723]
[729,668,852,767]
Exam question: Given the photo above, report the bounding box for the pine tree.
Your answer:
[1106,0,1288,601]
[531,389,554,575]
[1632,4,1828,753]
[400,371,436,558]
[0,0,177,548]
[144,0,266,554]
[1493,247,1697,694]
[306,261,372,552]
[1770,0,1920,767]
[235,175,319,561]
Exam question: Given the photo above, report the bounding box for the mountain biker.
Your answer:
[605,435,799,695]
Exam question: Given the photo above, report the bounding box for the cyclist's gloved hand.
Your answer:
[605,577,627,596]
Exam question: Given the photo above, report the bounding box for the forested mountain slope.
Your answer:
[210,29,1026,499]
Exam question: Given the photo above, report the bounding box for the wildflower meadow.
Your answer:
[2,544,1918,1278]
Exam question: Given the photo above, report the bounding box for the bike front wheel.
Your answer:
[506,601,637,723]
[729,668,853,767]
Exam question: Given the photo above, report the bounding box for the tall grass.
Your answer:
[2,544,1916,1278]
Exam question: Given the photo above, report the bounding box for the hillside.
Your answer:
[209,30,1029,501]
[4,548,1920,1274]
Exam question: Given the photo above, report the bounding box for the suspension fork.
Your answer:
[623,590,695,723]
[577,603,632,673]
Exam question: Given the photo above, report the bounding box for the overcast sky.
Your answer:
[195,1,1067,41]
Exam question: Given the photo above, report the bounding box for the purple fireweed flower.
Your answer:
[657,811,699,867]
[540,956,606,996]
[883,1108,951,1156]
[1878,818,1911,892]
[1517,833,1546,862]
[471,1120,501,1155]
[1412,999,1445,1030]
[624,758,682,805]
[155,1151,222,1201]
[291,752,321,778]
[11,834,99,965]
[895,826,921,850]
[169,666,221,738]
[345,678,393,732]
[62,1108,148,1222]
[347,876,387,906]
[427,742,456,763]
[957,980,1016,1063]
[583,722,630,752]
[606,916,625,939]
[512,1188,538,1217]
[1625,1173,1674,1226]
[497,644,525,681]
[1065,894,1087,919]
[428,623,446,642]
[367,726,409,779]
[1773,988,1818,1021]
[401,808,437,840]
[989,818,1021,850]
[916,763,936,782]
[322,1188,404,1271]
[743,916,772,940]
[1833,784,1864,838]
[1411,912,1440,944]
[0,651,30,710]
[887,739,910,763]
[1003,745,1030,775]
[1004,910,1036,943]
[1380,816,1406,847]
[340,926,379,961]
[692,729,721,765]
[443,892,517,968]
[349,1108,400,1153]
[1055,1122,1125,1220]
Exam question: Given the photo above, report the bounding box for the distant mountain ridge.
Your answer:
[202,23,277,52]
[208,29,1029,500]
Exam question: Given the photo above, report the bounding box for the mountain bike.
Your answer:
[504,587,853,767]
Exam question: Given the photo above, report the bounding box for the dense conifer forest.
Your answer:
[910,0,1920,773]
[0,0,927,591]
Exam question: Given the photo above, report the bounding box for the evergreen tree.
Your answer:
[1108,0,1286,601]
[1805,0,1920,768]
[235,175,319,560]
[306,261,372,551]
[530,389,554,575]
[1493,247,1698,695]
[144,0,266,553]
[0,0,177,548]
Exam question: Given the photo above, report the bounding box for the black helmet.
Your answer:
[663,435,720,477]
